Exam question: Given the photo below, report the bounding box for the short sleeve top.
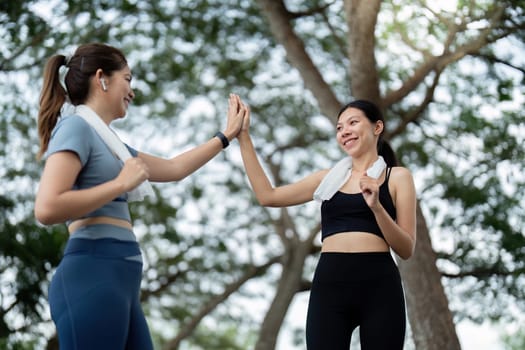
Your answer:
[45,115,138,224]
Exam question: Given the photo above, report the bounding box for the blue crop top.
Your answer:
[45,115,138,225]
[320,167,397,241]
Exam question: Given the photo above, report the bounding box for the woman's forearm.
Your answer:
[238,134,275,206]
[141,136,225,182]
[371,204,415,259]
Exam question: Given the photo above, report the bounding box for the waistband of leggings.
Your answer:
[64,237,141,258]
[70,223,137,242]
[319,251,395,263]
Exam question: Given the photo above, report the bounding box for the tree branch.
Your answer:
[442,267,524,279]
[257,0,342,122]
[163,256,281,350]
[382,4,513,108]
[140,266,188,301]
[319,5,348,61]
[386,67,443,139]
[287,2,333,19]
[471,52,525,75]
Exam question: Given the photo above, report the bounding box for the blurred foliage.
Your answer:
[0,0,524,349]
[502,325,525,350]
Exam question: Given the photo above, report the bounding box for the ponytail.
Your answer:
[378,139,398,167]
[37,55,67,160]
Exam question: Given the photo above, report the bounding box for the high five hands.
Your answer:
[224,93,250,141]
[227,94,250,141]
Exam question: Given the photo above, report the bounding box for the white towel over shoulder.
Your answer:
[74,104,155,202]
[313,156,386,202]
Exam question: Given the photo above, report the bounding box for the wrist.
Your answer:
[237,129,249,140]
[215,131,230,149]
[370,202,384,214]
[238,129,252,142]
[110,178,128,195]
[222,129,236,141]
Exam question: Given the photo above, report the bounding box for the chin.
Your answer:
[340,145,354,154]
[118,108,128,118]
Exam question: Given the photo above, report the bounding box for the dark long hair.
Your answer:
[37,43,128,160]
[337,100,398,166]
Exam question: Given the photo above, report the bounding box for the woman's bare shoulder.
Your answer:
[389,166,415,189]
[390,166,411,175]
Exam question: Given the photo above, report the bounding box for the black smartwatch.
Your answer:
[214,131,229,149]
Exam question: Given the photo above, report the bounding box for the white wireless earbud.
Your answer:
[100,78,107,91]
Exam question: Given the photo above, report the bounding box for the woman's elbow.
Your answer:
[34,204,59,225]
[252,191,273,207]
[398,240,416,260]
[397,249,413,260]
[256,194,283,207]
[257,196,273,207]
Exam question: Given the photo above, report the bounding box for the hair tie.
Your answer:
[60,56,71,100]
[64,55,72,67]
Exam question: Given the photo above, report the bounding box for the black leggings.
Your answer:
[306,252,406,350]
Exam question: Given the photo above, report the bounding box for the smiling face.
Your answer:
[104,66,135,119]
[336,107,383,157]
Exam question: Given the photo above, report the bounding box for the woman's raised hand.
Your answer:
[237,96,251,140]
[223,93,247,141]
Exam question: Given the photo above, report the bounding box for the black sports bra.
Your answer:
[320,167,397,241]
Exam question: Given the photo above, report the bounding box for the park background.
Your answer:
[0,0,524,349]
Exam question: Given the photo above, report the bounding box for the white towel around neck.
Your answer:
[74,104,155,202]
[313,156,386,202]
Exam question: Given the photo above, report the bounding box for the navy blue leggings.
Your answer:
[306,252,406,350]
[48,235,153,350]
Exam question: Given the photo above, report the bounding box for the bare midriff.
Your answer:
[321,232,390,253]
[68,216,132,234]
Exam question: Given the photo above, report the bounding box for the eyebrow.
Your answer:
[337,116,359,125]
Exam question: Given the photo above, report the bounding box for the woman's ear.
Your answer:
[94,68,104,80]
[94,69,107,91]
[374,120,384,135]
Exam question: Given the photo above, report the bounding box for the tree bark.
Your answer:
[254,241,312,350]
[344,0,382,102]
[398,204,462,350]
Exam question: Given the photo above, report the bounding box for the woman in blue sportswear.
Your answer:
[34,43,246,349]
[236,98,417,349]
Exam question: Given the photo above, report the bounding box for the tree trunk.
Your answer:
[344,0,382,101]
[398,203,462,350]
[254,241,312,350]
[45,334,59,350]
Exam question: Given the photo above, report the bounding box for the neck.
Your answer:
[83,101,112,126]
[351,154,380,172]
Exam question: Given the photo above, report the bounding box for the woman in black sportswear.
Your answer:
[236,97,416,349]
